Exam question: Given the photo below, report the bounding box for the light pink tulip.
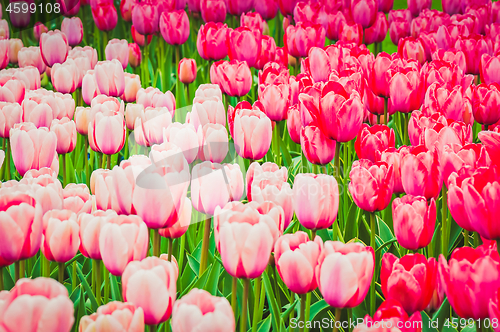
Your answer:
[78,210,118,260]
[233,107,272,161]
[191,96,226,130]
[136,87,176,116]
[122,256,177,325]
[0,102,22,138]
[17,46,46,74]
[246,161,287,201]
[0,76,25,104]
[316,241,375,308]
[63,183,92,215]
[51,59,80,94]
[172,288,235,332]
[88,111,126,155]
[68,46,98,69]
[195,84,223,100]
[79,301,145,332]
[41,209,80,262]
[0,39,8,70]
[81,70,100,105]
[0,19,9,39]
[23,88,75,120]
[2,66,40,91]
[50,117,77,154]
[99,214,149,276]
[0,278,74,332]
[159,197,192,239]
[197,123,228,163]
[105,39,130,69]
[8,39,23,64]
[40,30,69,67]
[94,59,125,97]
[122,73,141,103]
[61,17,83,46]
[163,122,199,164]
[134,106,172,147]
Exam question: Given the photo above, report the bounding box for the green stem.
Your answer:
[305,292,311,332]
[72,261,77,291]
[1,139,5,181]
[384,97,388,125]
[403,113,409,145]
[231,276,238,316]
[289,292,295,326]
[102,31,108,61]
[178,234,185,276]
[333,308,341,332]
[311,229,317,240]
[144,41,150,87]
[241,279,250,332]
[295,57,300,76]
[496,239,500,258]
[175,45,181,108]
[153,229,160,257]
[5,139,9,181]
[474,232,480,248]
[347,309,353,332]
[0,267,3,291]
[272,122,281,166]
[168,238,173,261]
[464,229,469,247]
[199,217,211,275]
[334,141,341,181]
[300,293,306,332]
[273,266,282,312]
[252,277,262,332]
[107,153,111,170]
[58,262,65,284]
[61,153,66,187]
[185,83,191,105]
[149,324,157,332]
[441,187,448,257]
[95,259,101,305]
[104,265,110,304]
[91,259,96,296]
[370,212,376,316]
[301,150,308,173]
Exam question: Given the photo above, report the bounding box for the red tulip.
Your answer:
[278,0,300,17]
[349,159,394,212]
[392,194,436,250]
[300,125,336,166]
[401,145,442,199]
[320,10,346,41]
[398,37,425,65]
[131,0,159,35]
[285,22,325,58]
[369,52,400,98]
[293,1,322,23]
[91,0,118,31]
[439,245,500,319]
[380,146,410,194]
[241,11,265,32]
[316,241,375,308]
[274,231,322,294]
[201,0,226,23]
[160,10,190,46]
[79,301,144,332]
[354,299,423,332]
[455,34,493,75]
[408,0,431,17]
[424,83,472,124]
[227,27,261,69]
[377,0,394,13]
[287,105,301,144]
[472,83,500,127]
[197,22,229,61]
[355,124,395,162]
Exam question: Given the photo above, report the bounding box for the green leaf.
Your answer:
[110,274,122,302]
[309,299,330,321]
[204,260,221,296]
[262,270,284,332]
[257,316,272,332]
[186,253,200,277]
[76,264,98,312]
[180,264,212,297]
[344,202,359,242]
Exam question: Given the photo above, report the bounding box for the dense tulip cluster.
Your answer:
[1,0,500,331]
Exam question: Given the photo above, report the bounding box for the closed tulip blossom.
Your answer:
[50,118,77,155]
[122,73,141,103]
[94,59,126,97]
[316,241,375,308]
[0,278,74,332]
[40,30,69,67]
[300,125,337,166]
[439,245,500,319]
[424,83,472,124]
[365,12,389,45]
[134,106,172,147]
[0,102,22,138]
[136,87,176,115]
[79,301,145,332]
[163,122,199,164]
[105,39,129,69]
[480,54,500,85]
[61,17,83,47]
[41,209,80,263]
[122,256,177,325]
[62,183,92,215]
[233,106,272,161]
[197,22,229,61]
[211,60,252,97]
[88,110,126,156]
[349,160,394,213]
[197,123,228,163]
[10,122,57,176]
[17,46,46,75]
[227,27,261,68]
[259,83,290,122]
[78,210,118,260]
[490,290,500,332]
[401,145,442,200]
[190,96,225,130]
[51,59,79,94]
[274,231,323,294]
[472,83,500,127]
[178,58,197,84]
[351,0,377,28]
[355,124,396,162]
[159,197,192,239]
[128,43,142,68]
[201,0,227,23]
[131,0,158,35]
[99,215,149,276]
[354,299,423,332]
[381,253,437,315]
[160,10,190,46]
[7,39,22,65]
[33,22,48,41]
[172,288,234,332]
[92,0,118,31]
[246,161,287,202]
[286,22,326,58]
[293,174,339,230]
[389,67,425,114]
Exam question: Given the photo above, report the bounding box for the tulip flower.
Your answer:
[88,110,126,157]
[79,301,144,332]
[472,83,500,127]
[50,118,77,155]
[41,209,80,263]
[287,105,301,144]
[190,95,225,129]
[232,105,272,161]
[300,125,337,166]
[285,22,326,58]
[258,82,290,122]
[62,183,92,215]
[355,124,396,162]
[197,22,229,61]
[401,145,443,199]
[408,0,431,17]
[0,183,43,264]
[439,245,500,319]
[40,30,68,67]
[122,256,177,325]
[455,34,493,75]
[91,0,118,31]
[51,59,79,94]
[159,197,192,239]
[201,0,226,23]
[389,67,425,114]
[424,83,472,124]
[122,73,141,103]
[78,210,118,260]
[61,17,83,47]
[17,46,46,75]
[33,22,47,41]
[293,174,339,230]
[392,195,436,250]
[172,288,235,332]
[131,25,152,47]
[349,159,394,213]
[120,0,138,21]
[131,0,159,35]
[225,0,253,16]
[163,122,199,164]
[365,12,389,45]
[227,27,262,68]
[354,299,423,332]
[398,36,426,65]
[69,45,99,69]
[136,87,176,115]
[321,10,346,41]
[197,123,228,163]
[211,60,252,97]
[490,289,500,332]
[316,241,375,308]
[10,122,57,176]
[128,42,142,68]
[0,278,74,331]
[274,232,322,294]
[160,10,190,46]
[9,2,30,29]
[339,22,363,45]
[7,39,22,65]
[351,0,377,28]
[134,106,172,147]
[105,39,129,69]
[94,59,125,97]
[178,58,197,85]
[0,102,22,138]
[246,161,287,202]
[255,0,278,20]
[99,215,149,276]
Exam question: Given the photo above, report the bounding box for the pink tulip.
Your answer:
[439,245,500,319]
[94,59,125,97]
[339,22,363,45]
[389,18,411,46]
[134,106,172,147]
[365,12,389,45]
[2,67,40,91]
[195,84,222,100]
[78,210,117,260]
[40,30,69,67]
[61,17,83,47]
[69,46,99,69]
[201,0,226,23]
[349,159,394,212]
[79,301,144,332]
[246,161,287,202]
[92,0,118,31]
[401,145,442,199]
[300,125,336,166]
[105,39,129,70]
[191,161,243,215]
[293,174,339,230]
[354,299,423,332]
[51,59,79,94]
[274,231,322,294]
[455,34,493,76]
[41,209,80,262]
[0,278,74,331]
[159,197,192,239]
[88,110,126,155]
[472,83,500,127]
[197,123,228,163]
[0,102,22,138]
[316,241,375,308]
[408,0,431,17]
[259,83,289,122]
[99,215,149,276]
[9,1,30,28]
[287,105,301,144]
[211,59,252,97]
[10,122,57,176]
[351,0,377,28]
[33,22,48,41]
[178,58,197,84]
[481,53,500,86]
[355,124,396,162]
[128,43,142,68]
[392,194,436,250]
[7,39,22,65]
[190,96,225,130]
[225,0,253,16]
[423,83,471,124]
[398,36,426,65]
[122,256,177,325]
[227,27,261,69]
[233,107,272,160]
[136,87,176,115]
[389,67,424,114]
[160,10,190,46]
[442,143,490,186]
[50,117,77,154]
[241,11,265,32]
[163,122,199,164]
[285,22,325,58]
[121,73,141,103]
[255,0,278,20]
[490,290,500,332]
[0,183,43,264]
[62,183,92,215]
[172,288,235,332]
[197,23,229,61]
[18,46,46,74]
[120,0,138,21]
[0,76,24,104]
